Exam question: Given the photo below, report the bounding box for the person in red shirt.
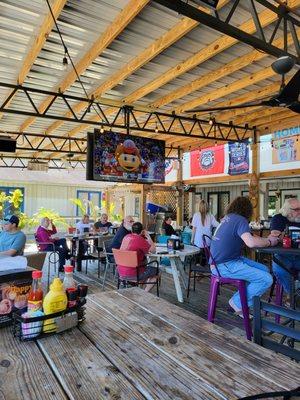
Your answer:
[120,222,158,292]
[35,217,70,271]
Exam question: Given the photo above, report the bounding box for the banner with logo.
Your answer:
[272,135,300,164]
[190,145,225,176]
[164,159,178,181]
[228,141,249,175]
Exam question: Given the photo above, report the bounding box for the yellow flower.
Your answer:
[9,189,23,209]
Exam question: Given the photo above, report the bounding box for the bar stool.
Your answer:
[203,235,252,340]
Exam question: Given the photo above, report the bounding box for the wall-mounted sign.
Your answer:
[272,136,300,164]
[273,125,300,140]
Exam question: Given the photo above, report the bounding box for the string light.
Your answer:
[100,121,104,134]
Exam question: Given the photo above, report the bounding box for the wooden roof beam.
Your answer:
[18,0,150,133]
[123,0,300,104]
[48,3,299,146]
[40,0,229,138]
[0,0,67,120]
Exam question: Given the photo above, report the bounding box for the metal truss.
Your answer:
[0,155,86,170]
[0,82,255,143]
[153,0,300,63]
[0,131,181,157]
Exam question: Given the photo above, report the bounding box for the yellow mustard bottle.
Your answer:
[43,278,67,333]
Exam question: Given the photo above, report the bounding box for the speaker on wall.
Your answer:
[0,136,16,153]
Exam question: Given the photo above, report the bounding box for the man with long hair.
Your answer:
[210,196,278,316]
[270,197,300,295]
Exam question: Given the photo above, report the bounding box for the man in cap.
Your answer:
[0,215,26,257]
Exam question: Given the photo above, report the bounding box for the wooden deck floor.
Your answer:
[72,260,248,337]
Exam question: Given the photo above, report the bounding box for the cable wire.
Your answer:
[45,0,104,122]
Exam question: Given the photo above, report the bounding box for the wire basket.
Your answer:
[12,298,86,341]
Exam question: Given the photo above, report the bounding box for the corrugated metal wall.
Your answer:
[0,181,102,217]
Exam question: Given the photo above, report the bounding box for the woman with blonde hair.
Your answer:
[191,200,219,248]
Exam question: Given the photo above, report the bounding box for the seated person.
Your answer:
[0,215,26,257]
[162,217,176,236]
[120,222,158,292]
[181,217,193,245]
[270,198,300,295]
[76,214,92,235]
[94,213,112,233]
[210,196,278,317]
[36,217,70,272]
[107,215,134,254]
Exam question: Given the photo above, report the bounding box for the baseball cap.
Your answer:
[3,215,20,227]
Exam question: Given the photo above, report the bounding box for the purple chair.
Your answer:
[203,235,252,341]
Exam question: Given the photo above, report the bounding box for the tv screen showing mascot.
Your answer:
[86,131,165,183]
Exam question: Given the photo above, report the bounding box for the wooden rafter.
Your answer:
[18,0,150,133]
[30,2,298,158]
[0,0,67,120]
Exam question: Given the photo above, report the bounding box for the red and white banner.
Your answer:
[190,145,225,176]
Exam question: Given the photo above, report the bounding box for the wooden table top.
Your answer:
[1,288,299,400]
[255,245,300,256]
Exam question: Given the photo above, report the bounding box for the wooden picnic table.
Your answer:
[1,287,299,400]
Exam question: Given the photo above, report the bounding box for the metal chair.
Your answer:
[186,251,210,298]
[113,248,160,296]
[91,238,117,290]
[203,234,252,341]
[90,237,115,288]
[34,234,59,288]
[253,296,300,361]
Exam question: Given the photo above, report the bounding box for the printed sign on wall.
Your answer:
[228,141,249,175]
[272,136,300,164]
[190,145,225,176]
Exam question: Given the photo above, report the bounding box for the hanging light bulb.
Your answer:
[155,123,159,133]
[100,120,104,133]
[62,51,68,70]
[209,113,214,125]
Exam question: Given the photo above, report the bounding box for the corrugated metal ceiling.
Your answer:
[0,0,299,155]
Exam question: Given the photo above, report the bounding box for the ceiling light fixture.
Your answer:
[62,49,68,70]
[209,114,215,125]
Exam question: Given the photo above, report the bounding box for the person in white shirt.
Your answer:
[191,200,219,248]
[76,214,92,235]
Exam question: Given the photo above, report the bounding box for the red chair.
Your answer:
[112,249,160,296]
[203,234,252,340]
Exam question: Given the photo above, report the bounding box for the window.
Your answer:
[76,190,101,216]
[0,187,24,219]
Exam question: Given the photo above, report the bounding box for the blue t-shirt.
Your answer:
[270,214,300,232]
[0,230,26,255]
[210,213,250,264]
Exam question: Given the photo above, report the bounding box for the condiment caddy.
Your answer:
[12,265,87,341]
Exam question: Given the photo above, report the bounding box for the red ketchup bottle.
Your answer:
[27,270,43,313]
[282,227,291,248]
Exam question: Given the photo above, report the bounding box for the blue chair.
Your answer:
[156,235,171,266]
[157,235,169,244]
[181,231,191,245]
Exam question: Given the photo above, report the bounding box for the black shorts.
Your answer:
[121,266,158,281]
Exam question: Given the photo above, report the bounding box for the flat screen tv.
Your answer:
[86,130,165,184]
